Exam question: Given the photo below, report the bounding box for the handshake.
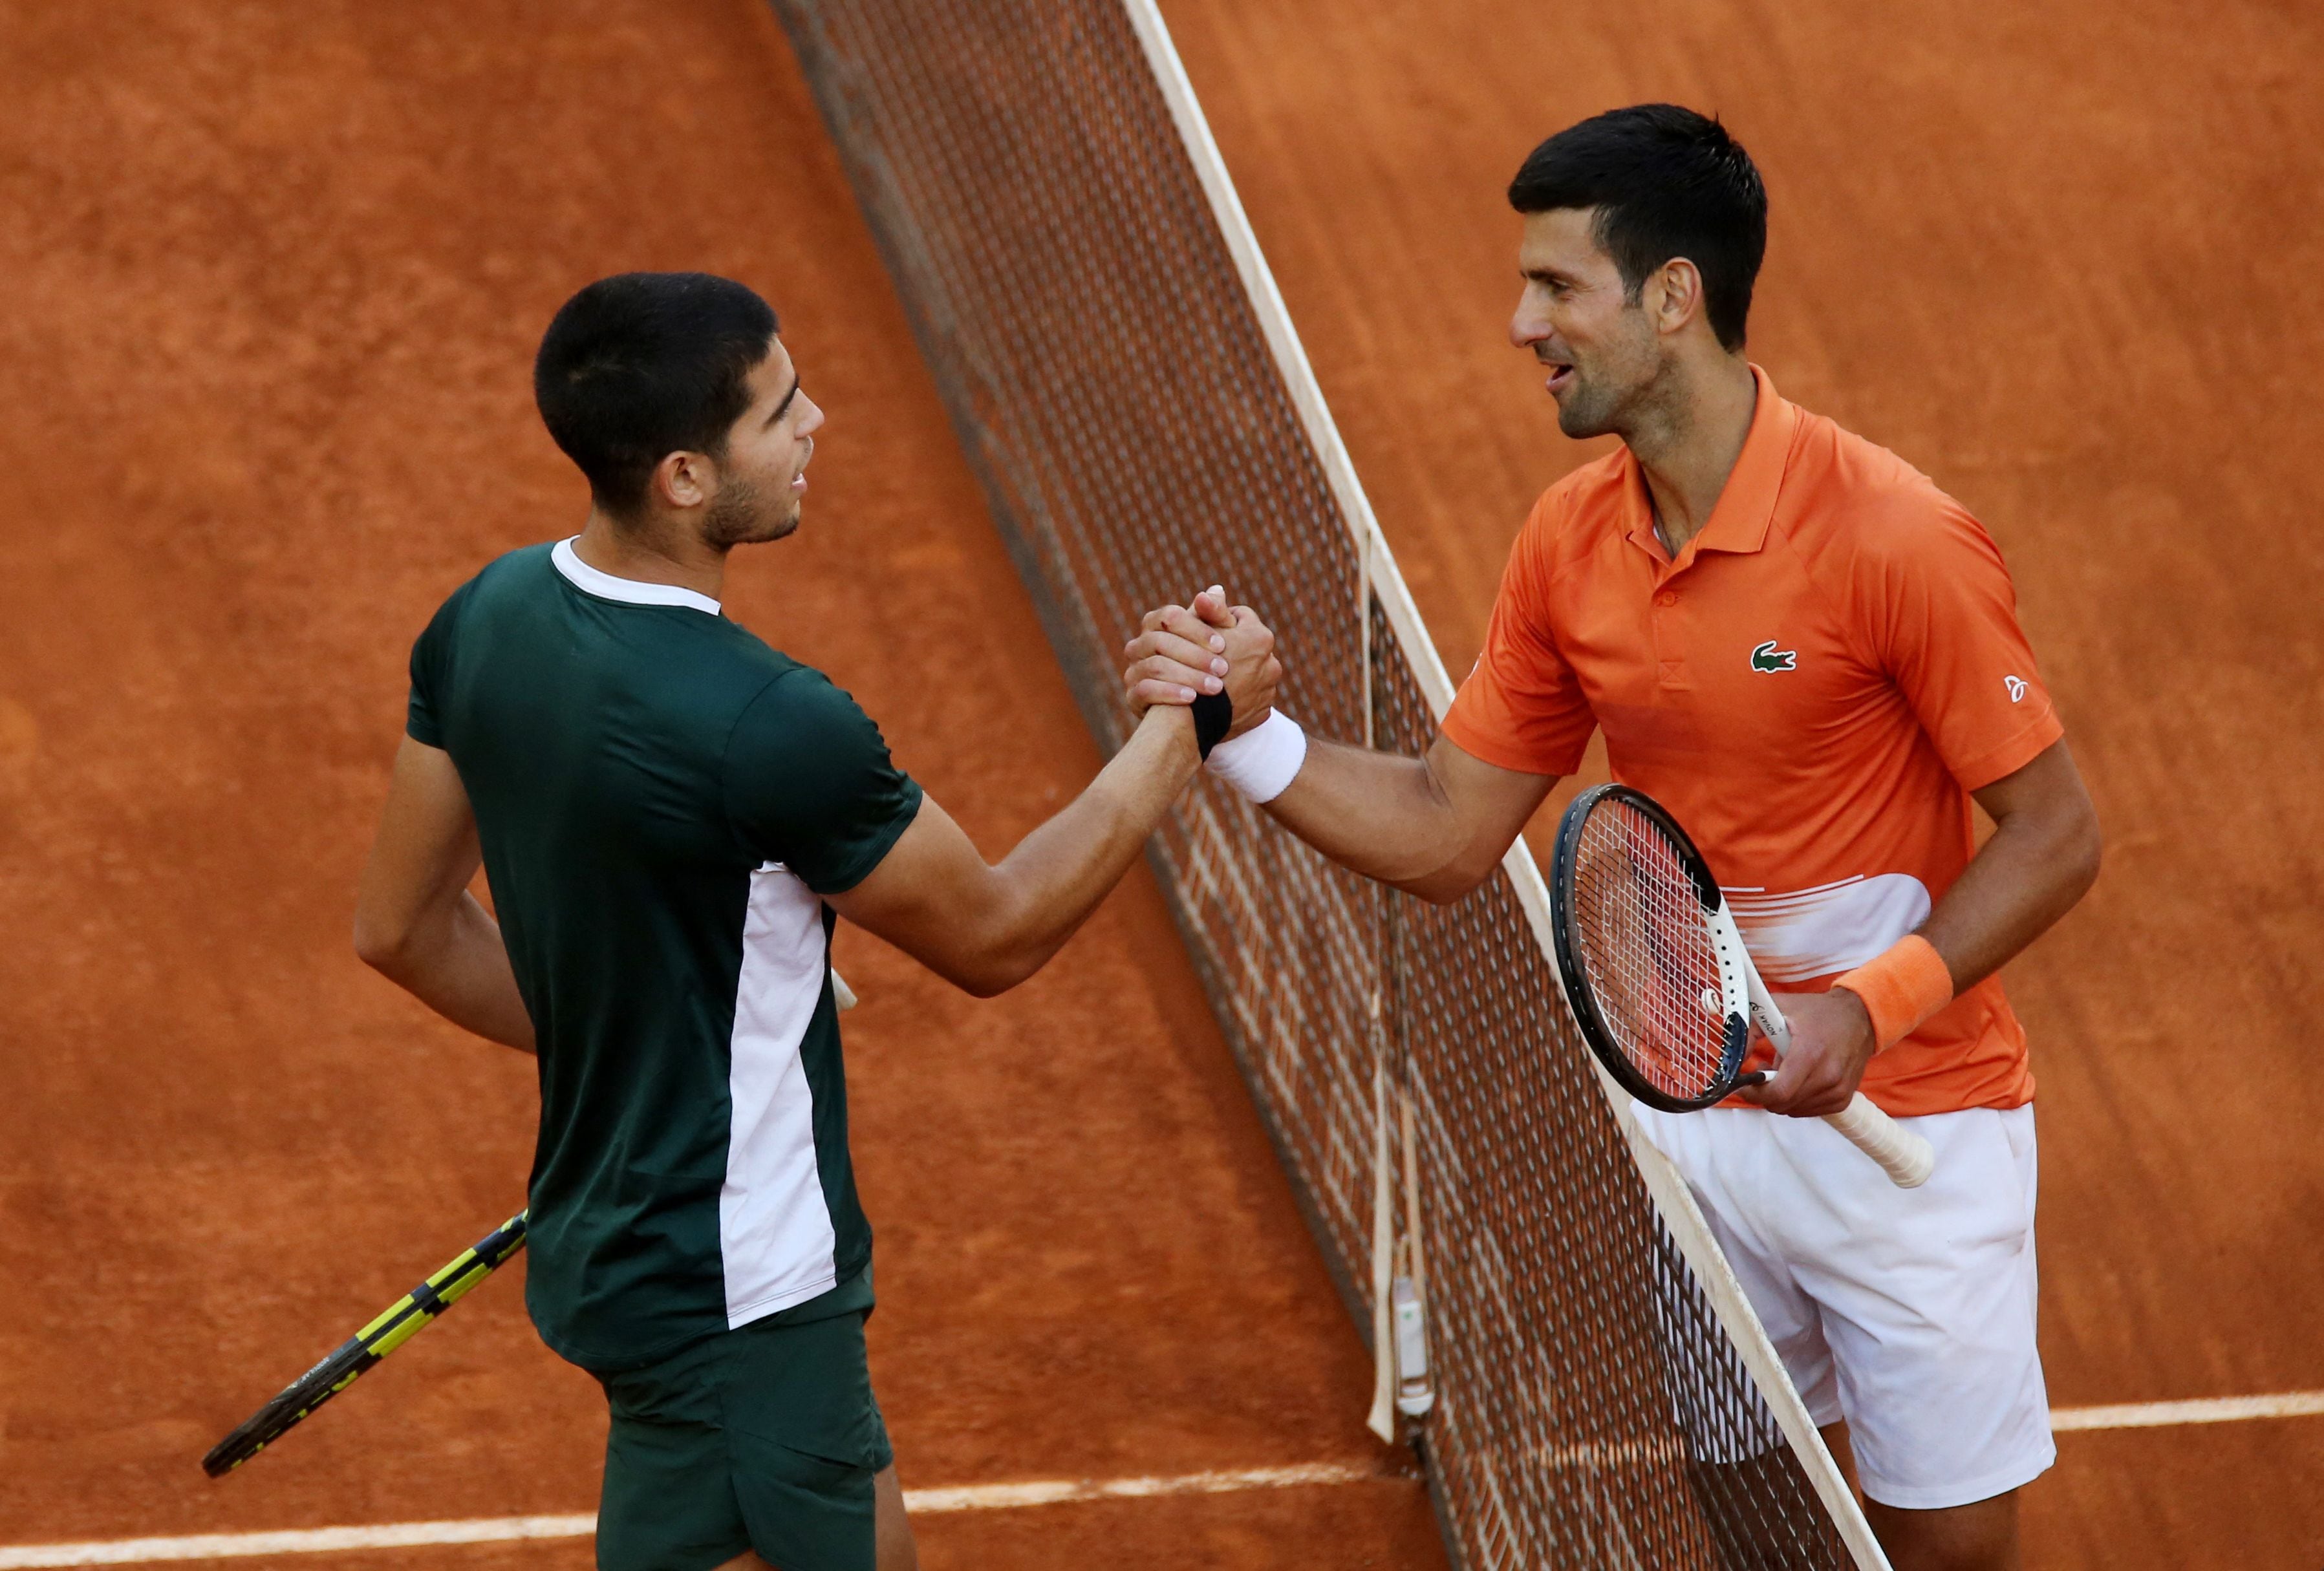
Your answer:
[1119,586,1308,804]
[1119,584,1282,740]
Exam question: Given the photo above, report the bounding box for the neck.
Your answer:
[572,509,728,602]
[1625,353,1758,558]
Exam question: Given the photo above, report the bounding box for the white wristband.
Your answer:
[1204,709,1307,803]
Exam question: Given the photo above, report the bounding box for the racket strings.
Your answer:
[1568,800,1731,1100]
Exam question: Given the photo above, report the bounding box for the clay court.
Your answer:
[1,1,2316,1567]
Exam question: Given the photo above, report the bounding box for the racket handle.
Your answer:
[1823,1094,1935,1188]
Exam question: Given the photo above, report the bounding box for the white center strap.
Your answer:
[1204,709,1307,802]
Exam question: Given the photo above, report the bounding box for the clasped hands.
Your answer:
[1117,584,1879,1121]
[1121,586,1282,743]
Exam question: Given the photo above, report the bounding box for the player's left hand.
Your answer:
[1734,987,1877,1118]
[1122,587,1257,720]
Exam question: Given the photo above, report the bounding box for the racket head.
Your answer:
[201,1210,528,1479]
[201,1336,376,1477]
[1549,784,1752,1111]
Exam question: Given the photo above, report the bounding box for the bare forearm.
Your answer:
[1117,599,1548,903]
[1263,735,1531,903]
[359,892,536,1052]
[1919,807,2101,992]
[967,707,1201,987]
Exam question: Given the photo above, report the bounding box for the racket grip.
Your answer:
[1822,1094,1935,1188]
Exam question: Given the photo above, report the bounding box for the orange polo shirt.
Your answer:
[1441,367,2062,1116]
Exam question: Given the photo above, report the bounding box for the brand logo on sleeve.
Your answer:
[2004,674,2028,702]
[1748,639,1798,673]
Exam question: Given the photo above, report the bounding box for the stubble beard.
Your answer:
[1554,372,1622,440]
[702,473,799,550]
[1551,307,1663,443]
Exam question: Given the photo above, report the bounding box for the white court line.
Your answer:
[10,1398,2324,1571]
[2049,1390,2324,1431]
[0,1462,1377,1568]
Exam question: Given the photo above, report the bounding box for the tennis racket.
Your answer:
[202,1209,528,1477]
[1549,785,1935,1188]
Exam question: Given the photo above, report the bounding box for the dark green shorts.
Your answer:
[594,1301,892,1571]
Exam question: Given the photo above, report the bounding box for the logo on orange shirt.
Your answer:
[1748,639,1798,673]
[2005,674,2028,701]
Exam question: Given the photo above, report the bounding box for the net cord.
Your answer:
[1115,3,1886,1562]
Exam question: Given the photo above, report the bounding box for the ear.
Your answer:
[1648,257,1706,337]
[651,450,715,511]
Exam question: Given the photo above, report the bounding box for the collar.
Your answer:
[551,537,723,615]
[1618,363,1798,569]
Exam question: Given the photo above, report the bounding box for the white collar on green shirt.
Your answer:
[551,537,723,616]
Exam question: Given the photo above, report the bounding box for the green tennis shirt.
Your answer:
[405,539,921,1372]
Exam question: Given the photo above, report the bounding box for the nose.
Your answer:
[1509,290,1549,351]
[796,394,826,437]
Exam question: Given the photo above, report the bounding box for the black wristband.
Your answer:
[1189,690,1234,759]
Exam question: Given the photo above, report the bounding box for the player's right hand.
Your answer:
[1123,588,1278,736]
[1732,987,1877,1117]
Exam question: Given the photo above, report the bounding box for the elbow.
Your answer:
[352,913,413,978]
[1412,875,1481,908]
[956,961,1035,999]
[2067,807,2104,899]
[956,966,1017,1000]
[1402,852,1498,907]
[947,945,1042,999]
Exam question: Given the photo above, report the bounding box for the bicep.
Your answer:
[1868,505,2061,787]
[822,795,1000,971]
[1425,733,1558,893]
[1969,735,2096,835]
[725,674,923,894]
[355,737,482,946]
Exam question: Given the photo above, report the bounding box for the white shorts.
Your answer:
[1631,1103,2055,1510]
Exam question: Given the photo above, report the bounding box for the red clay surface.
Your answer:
[1160,0,2324,1565]
[0,2,1437,1566]
[4,2,2315,1569]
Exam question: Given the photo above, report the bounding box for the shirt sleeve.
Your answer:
[1860,497,2063,791]
[1438,498,1598,775]
[722,670,925,895]
[404,579,474,749]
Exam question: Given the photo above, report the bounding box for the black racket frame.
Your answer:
[1549,782,1752,1112]
[200,1211,528,1478]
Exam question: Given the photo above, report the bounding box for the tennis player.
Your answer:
[352,272,1275,1571]
[1123,107,2100,1571]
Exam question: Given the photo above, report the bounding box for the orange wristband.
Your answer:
[1832,935,1954,1051]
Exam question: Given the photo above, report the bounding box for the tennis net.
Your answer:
[770,2,1873,1565]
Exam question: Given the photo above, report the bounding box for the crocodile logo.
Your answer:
[1749,640,1798,673]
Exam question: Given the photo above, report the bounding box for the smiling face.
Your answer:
[700,334,825,548]
[1508,206,1668,441]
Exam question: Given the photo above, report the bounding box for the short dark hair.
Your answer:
[533,273,779,516]
[1508,105,1766,351]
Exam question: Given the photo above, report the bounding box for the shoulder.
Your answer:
[1530,448,1630,533]
[725,663,887,760]
[464,541,560,601]
[418,543,554,630]
[1777,407,1999,572]
[1512,447,1631,573]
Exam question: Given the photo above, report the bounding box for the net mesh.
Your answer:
[1565,798,1737,1104]
[769,3,1855,1565]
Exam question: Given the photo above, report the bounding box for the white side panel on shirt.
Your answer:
[1725,873,1933,985]
[720,862,840,1327]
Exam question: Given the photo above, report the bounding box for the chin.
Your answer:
[1552,376,1631,441]
[1555,401,1612,441]
[704,506,800,551]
